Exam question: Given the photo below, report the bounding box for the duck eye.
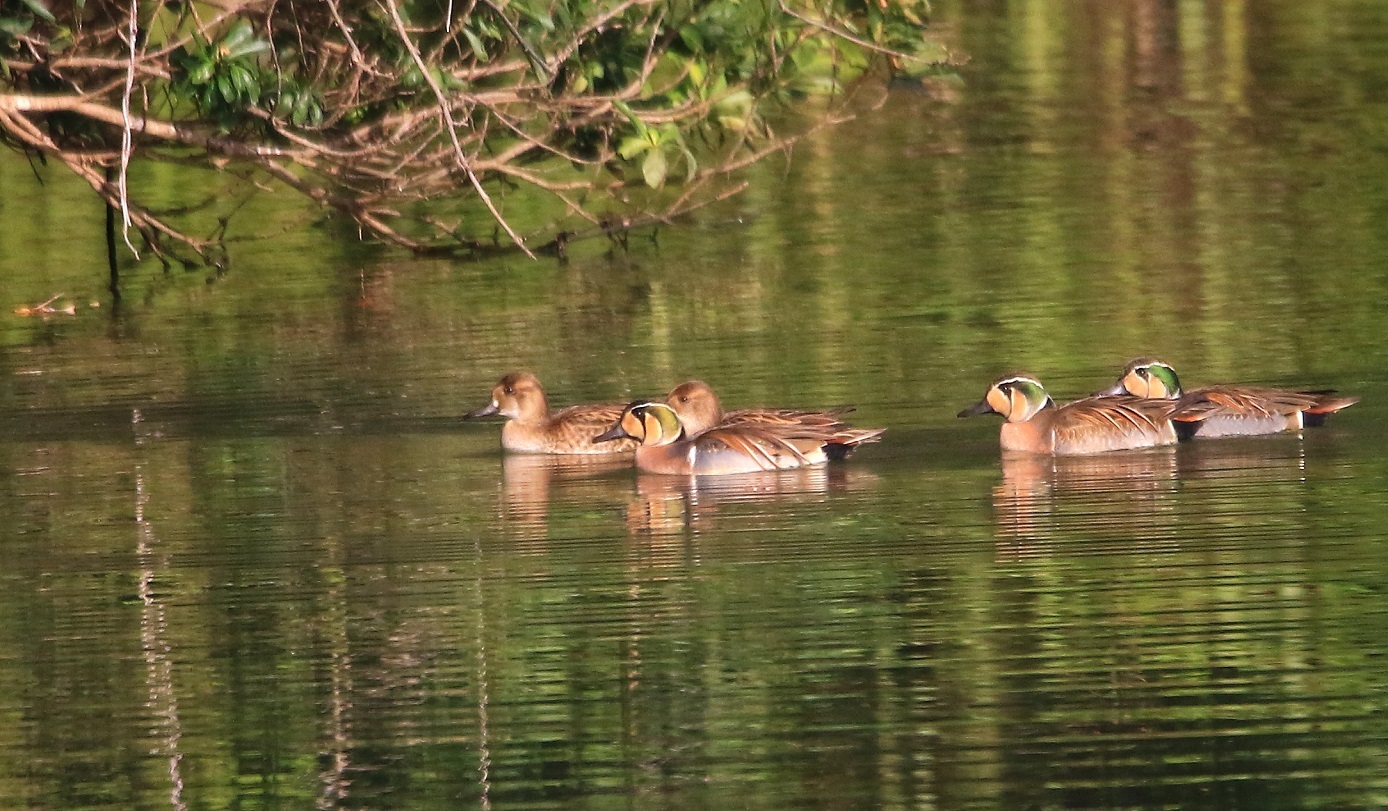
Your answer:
[1137,368,1149,379]
[679,395,689,403]
[504,386,515,395]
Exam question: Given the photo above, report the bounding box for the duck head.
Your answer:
[1097,359,1182,399]
[467,371,549,422]
[958,375,1054,423]
[666,380,724,435]
[595,402,684,447]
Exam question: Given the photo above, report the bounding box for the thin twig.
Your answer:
[380,0,534,257]
[119,0,140,257]
[777,0,923,62]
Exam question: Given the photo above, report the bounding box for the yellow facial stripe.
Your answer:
[1009,386,1031,419]
[987,387,1011,417]
[622,410,646,441]
[1124,370,1147,398]
[642,410,666,444]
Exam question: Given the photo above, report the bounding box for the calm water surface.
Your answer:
[5,2,1388,809]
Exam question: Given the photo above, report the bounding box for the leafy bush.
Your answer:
[0,0,947,264]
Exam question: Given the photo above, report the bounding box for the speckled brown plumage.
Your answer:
[467,371,638,454]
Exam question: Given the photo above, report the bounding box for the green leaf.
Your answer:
[612,100,647,134]
[216,73,234,104]
[232,65,259,102]
[0,16,34,37]
[717,114,748,132]
[617,135,648,160]
[291,89,312,126]
[678,25,704,52]
[462,28,489,61]
[219,18,270,60]
[48,22,71,52]
[225,38,271,60]
[187,59,214,86]
[17,0,54,23]
[220,18,254,51]
[716,88,753,114]
[641,149,667,188]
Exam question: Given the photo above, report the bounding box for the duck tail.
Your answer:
[1172,419,1202,441]
[824,427,887,460]
[1303,391,1360,426]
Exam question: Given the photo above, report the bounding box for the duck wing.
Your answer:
[1053,396,1174,449]
[721,406,856,432]
[694,426,825,472]
[1170,386,1348,422]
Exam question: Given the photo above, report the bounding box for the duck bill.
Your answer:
[1092,382,1127,397]
[593,424,632,443]
[466,402,499,419]
[957,399,994,418]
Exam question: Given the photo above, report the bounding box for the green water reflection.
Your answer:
[4,1,1388,809]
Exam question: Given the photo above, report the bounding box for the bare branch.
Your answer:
[380,0,534,257]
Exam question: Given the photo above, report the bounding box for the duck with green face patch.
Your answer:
[959,375,1177,455]
[1099,358,1360,439]
[595,401,885,475]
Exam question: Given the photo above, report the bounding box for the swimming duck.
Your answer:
[665,380,855,436]
[958,375,1177,455]
[466,371,638,454]
[594,401,885,475]
[1098,358,1359,438]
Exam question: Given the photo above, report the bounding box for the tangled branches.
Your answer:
[0,0,942,266]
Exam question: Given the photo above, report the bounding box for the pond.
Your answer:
[4,1,1388,809]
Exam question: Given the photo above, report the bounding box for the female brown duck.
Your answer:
[665,380,854,436]
[467,371,638,454]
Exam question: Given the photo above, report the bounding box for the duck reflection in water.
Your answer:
[623,465,879,538]
[499,453,631,544]
[992,449,1180,556]
[992,438,1328,559]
